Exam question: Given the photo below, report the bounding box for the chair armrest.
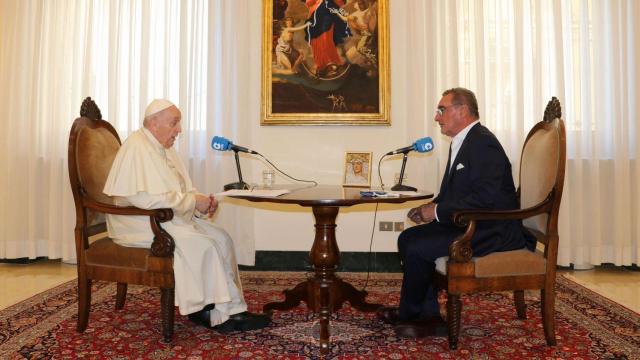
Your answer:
[452,201,549,226]
[83,198,175,257]
[83,199,173,220]
[447,194,553,263]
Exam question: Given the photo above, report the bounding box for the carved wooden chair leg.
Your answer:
[115,283,127,310]
[447,293,462,350]
[160,287,175,343]
[542,287,557,345]
[77,276,92,332]
[514,290,527,319]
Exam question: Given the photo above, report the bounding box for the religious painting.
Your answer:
[261,0,390,125]
[342,151,372,187]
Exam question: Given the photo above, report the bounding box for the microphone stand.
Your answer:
[223,150,250,190]
[391,153,417,192]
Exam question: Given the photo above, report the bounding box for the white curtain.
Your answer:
[0,0,256,264]
[407,0,639,266]
[0,0,85,261]
[200,0,258,265]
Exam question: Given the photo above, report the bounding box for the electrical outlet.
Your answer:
[379,221,393,231]
[394,222,405,232]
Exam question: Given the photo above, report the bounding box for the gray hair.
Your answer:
[442,87,480,119]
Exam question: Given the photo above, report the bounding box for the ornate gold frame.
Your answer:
[261,0,390,126]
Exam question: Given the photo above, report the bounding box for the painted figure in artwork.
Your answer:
[344,153,370,185]
[345,158,368,185]
[274,17,308,75]
[304,0,352,76]
[331,0,378,72]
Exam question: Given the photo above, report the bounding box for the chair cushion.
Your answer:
[85,237,152,270]
[435,249,546,277]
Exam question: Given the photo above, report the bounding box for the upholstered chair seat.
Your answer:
[436,248,547,278]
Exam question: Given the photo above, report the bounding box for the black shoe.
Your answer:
[213,311,271,334]
[417,314,446,325]
[377,306,445,327]
[187,304,216,328]
[394,321,447,338]
[376,306,403,325]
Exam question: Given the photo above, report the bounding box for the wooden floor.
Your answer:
[0,260,77,310]
[0,259,639,313]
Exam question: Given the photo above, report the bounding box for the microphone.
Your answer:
[211,136,259,190]
[211,136,258,155]
[386,137,434,155]
[386,137,434,192]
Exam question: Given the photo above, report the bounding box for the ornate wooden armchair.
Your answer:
[434,97,566,350]
[67,98,176,342]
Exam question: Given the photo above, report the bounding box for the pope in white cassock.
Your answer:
[103,99,270,333]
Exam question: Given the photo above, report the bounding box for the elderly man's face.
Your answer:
[434,94,467,137]
[148,106,182,148]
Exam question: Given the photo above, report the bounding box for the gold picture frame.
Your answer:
[261,0,390,126]
[342,151,372,187]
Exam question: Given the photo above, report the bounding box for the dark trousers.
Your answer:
[397,221,464,320]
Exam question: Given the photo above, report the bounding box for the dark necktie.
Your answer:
[439,144,452,192]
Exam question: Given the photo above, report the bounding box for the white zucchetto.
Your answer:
[144,99,175,118]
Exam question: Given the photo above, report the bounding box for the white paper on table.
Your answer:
[215,189,290,198]
[387,191,426,196]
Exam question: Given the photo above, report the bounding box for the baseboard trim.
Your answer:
[0,256,48,264]
[240,253,640,273]
[239,251,403,272]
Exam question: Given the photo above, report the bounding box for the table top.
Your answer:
[228,185,433,207]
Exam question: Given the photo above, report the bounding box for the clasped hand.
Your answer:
[407,203,436,224]
[195,194,218,217]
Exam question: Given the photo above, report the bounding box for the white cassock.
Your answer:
[103,127,247,325]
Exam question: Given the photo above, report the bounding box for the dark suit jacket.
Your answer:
[434,123,535,256]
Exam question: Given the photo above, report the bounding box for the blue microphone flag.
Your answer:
[211,136,258,154]
[211,136,231,151]
[414,137,434,153]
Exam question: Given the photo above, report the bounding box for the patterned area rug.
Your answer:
[0,272,638,359]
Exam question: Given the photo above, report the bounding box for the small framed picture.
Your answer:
[343,151,372,187]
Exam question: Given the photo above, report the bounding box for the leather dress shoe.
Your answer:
[189,308,271,333]
[213,311,272,334]
[394,316,447,339]
[376,306,402,325]
[188,304,216,328]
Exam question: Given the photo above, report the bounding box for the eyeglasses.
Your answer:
[435,103,463,116]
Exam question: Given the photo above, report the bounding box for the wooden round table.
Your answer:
[229,185,433,354]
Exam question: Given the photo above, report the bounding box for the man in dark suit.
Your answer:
[377,87,535,338]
